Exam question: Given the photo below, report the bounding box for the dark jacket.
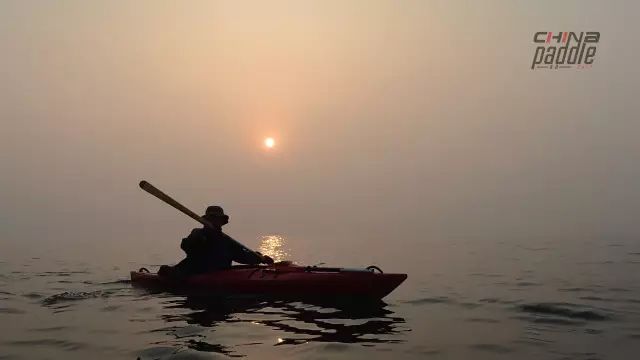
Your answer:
[174,227,261,275]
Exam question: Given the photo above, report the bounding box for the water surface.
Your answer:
[1,235,639,359]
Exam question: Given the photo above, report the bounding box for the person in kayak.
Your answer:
[158,206,273,278]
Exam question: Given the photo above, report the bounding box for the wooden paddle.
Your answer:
[139,180,264,262]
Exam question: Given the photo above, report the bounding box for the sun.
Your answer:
[264,137,275,149]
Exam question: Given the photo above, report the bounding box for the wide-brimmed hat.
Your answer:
[204,205,227,218]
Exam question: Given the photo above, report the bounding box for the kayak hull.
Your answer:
[130,264,407,300]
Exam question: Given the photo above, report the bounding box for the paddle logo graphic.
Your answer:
[531,32,600,70]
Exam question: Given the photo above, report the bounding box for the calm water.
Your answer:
[1,235,640,360]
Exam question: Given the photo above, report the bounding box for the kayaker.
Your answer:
[158,206,273,278]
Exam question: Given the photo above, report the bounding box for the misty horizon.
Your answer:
[1,1,638,261]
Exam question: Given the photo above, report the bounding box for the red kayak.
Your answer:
[131,263,407,300]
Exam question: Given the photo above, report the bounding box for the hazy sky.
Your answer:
[1,1,639,259]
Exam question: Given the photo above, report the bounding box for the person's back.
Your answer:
[179,226,234,273]
[159,205,272,278]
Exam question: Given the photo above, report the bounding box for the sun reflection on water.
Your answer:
[258,235,290,262]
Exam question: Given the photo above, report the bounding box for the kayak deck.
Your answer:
[131,264,407,300]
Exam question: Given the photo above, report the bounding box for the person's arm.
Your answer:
[223,233,273,264]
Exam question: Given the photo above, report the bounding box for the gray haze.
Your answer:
[1,1,639,265]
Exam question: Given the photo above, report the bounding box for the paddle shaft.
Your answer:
[139,180,262,260]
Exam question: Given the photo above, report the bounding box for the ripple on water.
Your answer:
[558,287,601,294]
[470,273,503,278]
[135,346,178,360]
[43,271,90,275]
[28,326,71,332]
[479,297,520,305]
[608,287,631,293]
[579,296,617,303]
[173,324,206,339]
[22,292,44,299]
[138,348,221,360]
[98,279,131,285]
[516,316,584,326]
[186,339,238,357]
[41,290,115,306]
[6,339,87,351]
[518,303,611,321]
[404,296,452,305]
[0,307,26,314]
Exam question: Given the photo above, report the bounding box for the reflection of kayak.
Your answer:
[130,263,407,300]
